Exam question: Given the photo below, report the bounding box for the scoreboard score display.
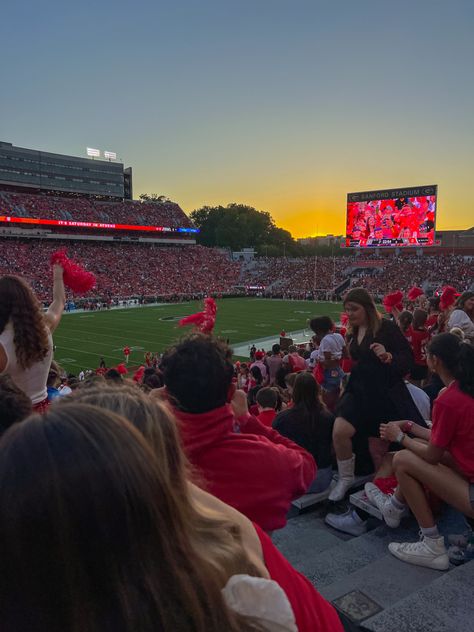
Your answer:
[345,185,437,248]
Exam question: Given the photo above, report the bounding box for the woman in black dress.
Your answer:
[329,287,426,501]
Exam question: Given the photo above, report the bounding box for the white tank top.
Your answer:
[0,321,53,405]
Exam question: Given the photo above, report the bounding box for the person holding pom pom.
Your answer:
[0,264,65,412]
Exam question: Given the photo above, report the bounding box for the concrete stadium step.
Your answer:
[274,512,419,588]
[274,509,472,630]
[292,474,373,511]
[360,559,474,632]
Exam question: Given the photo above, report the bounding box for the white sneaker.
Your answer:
[364,482,389,512]
[389,534,449,570]
[325,509,368,536]
[364,483,411,526]
[381,497,409,528]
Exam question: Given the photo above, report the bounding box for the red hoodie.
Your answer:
[175,404,316,532]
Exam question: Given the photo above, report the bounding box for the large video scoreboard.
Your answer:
[346,185,437,248]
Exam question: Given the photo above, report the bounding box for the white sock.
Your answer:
[421,525,440,539]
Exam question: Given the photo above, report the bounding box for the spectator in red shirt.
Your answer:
[256,387,278,427]
[378,334,474,570]
[161,335,316,532]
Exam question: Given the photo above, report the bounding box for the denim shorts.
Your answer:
[322,366,345,392]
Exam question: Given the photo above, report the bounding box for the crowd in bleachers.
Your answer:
[240,256,352,294]
[1,237,472,304]
[242,254,473,296]
[353,255,473,297]
[0,250,474,630]
[0,240,241,301]
[0,190,193,228]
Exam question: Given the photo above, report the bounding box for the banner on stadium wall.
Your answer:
[346,184,437,248]
[0,216,199,234]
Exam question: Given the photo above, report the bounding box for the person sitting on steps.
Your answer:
[372,334,474,571]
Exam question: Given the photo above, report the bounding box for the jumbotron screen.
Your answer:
[345,185,437,248]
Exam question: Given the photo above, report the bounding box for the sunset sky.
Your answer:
[2,0,473,237]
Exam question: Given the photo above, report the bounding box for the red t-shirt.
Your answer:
[253,523,343,632]
[410,328,429,365]
[257,409,277,428]
[431,382,474,482]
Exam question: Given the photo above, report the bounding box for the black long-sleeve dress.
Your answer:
[337,318,426,438]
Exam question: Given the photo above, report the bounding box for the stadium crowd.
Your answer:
[242,253,473,297]
[0,190,193,228]
[0,252,474,631]
[241,256,351,294]
[353,254,473,297]
[1,238,472,305]
[0,240,241,301]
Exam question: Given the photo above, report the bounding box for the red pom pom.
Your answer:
[51,249,96,295]
[440,286,458,311]
[383,290,404,313]
[407,286,424,302]
[116,363,128,375]
[179,297,217,334]
[340,312,349,326]
[133,365,145,383]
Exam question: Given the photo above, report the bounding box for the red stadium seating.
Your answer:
[0,191,193,229]
[0,240,240,301]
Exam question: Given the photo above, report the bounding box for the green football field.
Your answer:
[53,298,343,373]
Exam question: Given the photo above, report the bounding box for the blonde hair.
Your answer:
[68,386,262,587]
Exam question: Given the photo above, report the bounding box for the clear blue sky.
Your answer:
[2,0,473,236]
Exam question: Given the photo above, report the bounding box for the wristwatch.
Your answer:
[396,431,406,445]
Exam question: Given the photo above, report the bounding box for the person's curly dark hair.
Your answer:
[0,275,50,370]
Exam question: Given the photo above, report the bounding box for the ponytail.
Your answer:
[458,342,474,397]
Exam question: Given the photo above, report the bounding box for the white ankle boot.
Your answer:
[328,454,355,502]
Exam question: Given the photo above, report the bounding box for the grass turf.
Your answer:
[53,298,343,373]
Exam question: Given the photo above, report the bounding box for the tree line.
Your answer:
[139,195,344,257]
